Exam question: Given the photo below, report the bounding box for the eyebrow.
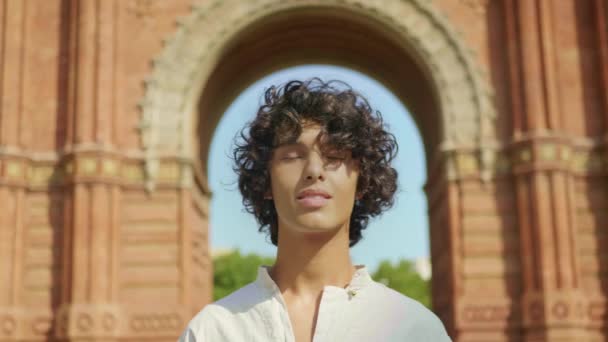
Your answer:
[276,142,306,149]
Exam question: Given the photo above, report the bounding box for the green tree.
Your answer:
[213,250,275,301]
[371,259,430,307]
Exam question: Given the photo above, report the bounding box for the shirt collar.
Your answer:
[255,264,373,294]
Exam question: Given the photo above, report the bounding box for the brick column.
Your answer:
[505,0,588,340]
[54,1,123,341]
[425,151,460,336]
[52,1,214,340]
[589,0,608,338]
[0,1,44,340]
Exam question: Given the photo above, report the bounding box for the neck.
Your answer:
[269,220,356,298]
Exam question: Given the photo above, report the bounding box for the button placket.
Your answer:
[313,287,341,342]
[270,290,295,341]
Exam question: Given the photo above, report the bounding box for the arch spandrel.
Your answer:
[139,0,497,190]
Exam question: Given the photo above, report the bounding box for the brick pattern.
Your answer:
[119,190,180,304]
[577,178,608,334]
[23,192,63,308]
[460,181,520,295]
[0,0,606,341]
[190,190,212,311]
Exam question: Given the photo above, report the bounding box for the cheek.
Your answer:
[269,166,297,197]
[333,173,359,204]
[344,169,360,193]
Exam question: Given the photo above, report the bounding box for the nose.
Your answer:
[304,151,325,181]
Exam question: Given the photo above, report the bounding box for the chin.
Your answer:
[295,217,343,233]
[296,227,341,243]
[298,224,337,233]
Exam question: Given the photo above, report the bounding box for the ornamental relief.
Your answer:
[460,0,490,15]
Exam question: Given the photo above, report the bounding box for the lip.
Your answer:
[296,189,332,199]
[296,189,332,208]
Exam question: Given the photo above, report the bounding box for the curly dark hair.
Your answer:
[232,78,398,247]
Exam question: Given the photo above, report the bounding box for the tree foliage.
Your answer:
[371,259,431,307]
[213,250,275,301]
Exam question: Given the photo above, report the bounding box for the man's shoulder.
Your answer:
[192,281,263,321]
[213,281,265,310]
[367,281,451,340]
[179,281,268,341]
[368,281,430,313]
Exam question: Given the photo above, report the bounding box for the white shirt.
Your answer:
[178,265,451,341]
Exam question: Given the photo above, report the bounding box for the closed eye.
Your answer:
[325,153,347,161]
[282,152,302,160]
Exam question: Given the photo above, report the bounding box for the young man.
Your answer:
[179,79,451,341]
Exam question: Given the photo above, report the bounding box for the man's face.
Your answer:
[269,123,360,237]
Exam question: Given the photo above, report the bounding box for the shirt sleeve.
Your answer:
[177,327,197,342]
[176,305,227,342]
[420,313,452,342]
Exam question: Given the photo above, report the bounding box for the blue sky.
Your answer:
[208,65,428,272]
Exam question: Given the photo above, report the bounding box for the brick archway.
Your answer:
[1,1,606,341]
[139,0,499,339]
[138,1,608,340]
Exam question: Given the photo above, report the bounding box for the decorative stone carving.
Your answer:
[127,0,155,20]
[102,159,118,176]
[588,300,607,322]
[52,304,124,338]
[460,0,490,15]
[31,317,52,335]
[529,301,544,322]
[129,312,181,332]
[76,313,93,332]
[5,161,21,178]
[0,315,16,335]
[463,305,511,322]
[0,150,197,190]
[456,153,479,175]
[29,165,55,186]
[101,313,117,332]
[139,0,497,191]
[551,301,569,319]
[519,148,532,163]
[523,294,589,328]
[561,145,572,162]
[539,144,557,161]
[444,149,513,180]
[80,158,97,175]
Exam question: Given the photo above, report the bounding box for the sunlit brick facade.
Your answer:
[0,0,606,341]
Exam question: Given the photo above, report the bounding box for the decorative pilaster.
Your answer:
[594,0,608,138]
[591,0,608,338]
[56,1,123,341]
[0,1,37,340]
[512,137,589,341]
[506,1,590,340]
[428,145,520,340]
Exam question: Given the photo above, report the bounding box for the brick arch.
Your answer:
[138,0,497,191]
[1,1,605,341]
[135,1,502,337]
